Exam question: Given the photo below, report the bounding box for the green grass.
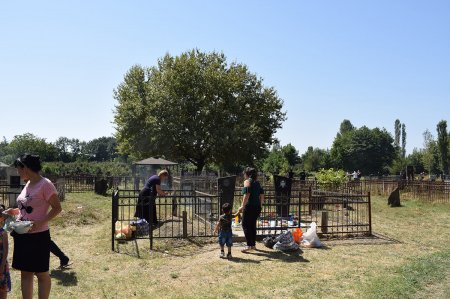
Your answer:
[363,250,450,299]
[7,193,450,298]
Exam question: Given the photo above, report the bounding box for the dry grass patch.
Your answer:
[7,193,450,298]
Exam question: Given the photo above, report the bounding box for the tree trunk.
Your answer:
[195,160,205,174]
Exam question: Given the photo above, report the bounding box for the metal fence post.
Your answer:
[182,211,188,238]
[321,210,328,233]
[368,191,372,236]
[111,189,119,251]
[149,197,153,250]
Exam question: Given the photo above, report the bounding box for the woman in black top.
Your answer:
[238,167,265,253]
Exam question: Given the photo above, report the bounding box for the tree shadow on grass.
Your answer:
[50,270,78,286]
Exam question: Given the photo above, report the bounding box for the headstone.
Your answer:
[273,175,292,217]
[406,165,415,181]
[217,176,236,210]
[387,187,401,207]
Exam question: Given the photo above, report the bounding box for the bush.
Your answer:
[315,168,347,191]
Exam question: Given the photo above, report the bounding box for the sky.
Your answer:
[1,1,449,155]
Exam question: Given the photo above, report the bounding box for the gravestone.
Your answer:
[406,165,415,181]
[95,177,108,196]
[217,176,236,210]
[387,187,401,207]
[273,175,292,217]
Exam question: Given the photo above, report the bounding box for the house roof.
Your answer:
[134,157,178,166]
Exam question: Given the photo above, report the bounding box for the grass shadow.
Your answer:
[115,239,141,258]
[227,256,263,264]
[50,269,78,286]
[250,248,310,263]
[322,233,402,247]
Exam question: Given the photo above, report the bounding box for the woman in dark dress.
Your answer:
[135,170,169,225]
[238,167,265,252]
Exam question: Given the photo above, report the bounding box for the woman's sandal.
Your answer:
[241,247,254,253]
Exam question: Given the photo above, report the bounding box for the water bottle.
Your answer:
[288,214,294,226]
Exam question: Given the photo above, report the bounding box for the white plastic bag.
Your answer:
[10,221,33,234]
[301,222,322,248]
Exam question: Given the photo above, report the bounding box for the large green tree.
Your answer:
[406,148,425,174]
[301,146,332,172]
[82,137,118,162]
[260,143,301,175]
[54,137,85,162]
[422,129,439,175]
[331,125,396,175]
[113,49,286,171]
[281,143,301,168]
[436,120,449,174]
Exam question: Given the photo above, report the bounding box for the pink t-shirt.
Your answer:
[16,177,58,233]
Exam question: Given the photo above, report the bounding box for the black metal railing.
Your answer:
[112,186,372,251]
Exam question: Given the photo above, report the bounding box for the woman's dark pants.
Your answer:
[242,205,261,247]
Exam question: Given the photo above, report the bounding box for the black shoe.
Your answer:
[60,256,70,268]
[226,253,232,259]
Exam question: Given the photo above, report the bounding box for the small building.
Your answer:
[0,162,23,207]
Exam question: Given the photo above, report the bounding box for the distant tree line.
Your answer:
[1,118,449,178]
[258,119,450,178]
[0,134,127,166]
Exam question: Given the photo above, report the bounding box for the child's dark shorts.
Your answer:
[218,231,233,247]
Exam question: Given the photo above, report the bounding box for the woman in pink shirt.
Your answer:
[8,154,62,299]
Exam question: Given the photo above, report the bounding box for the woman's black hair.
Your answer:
[13,154,42,173]
[243,167,257,180]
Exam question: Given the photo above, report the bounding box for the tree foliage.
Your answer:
[331,124,396,175]
[422,129,439,175]
[4,133,58,163]
[394,119,401,149]
[0,134,121,165]
[406,148,425,174]
[281,143,301,168]
[339,119,355,135]
[83,137,118,162]
[315,168,347,190]
[436,120,449,174]
[301,146,332,172]
[401,123,407,158]
[113,49,286,171]
[260,144,288,176]
[260,143,301,176]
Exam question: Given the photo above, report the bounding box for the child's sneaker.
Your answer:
[219,251,225,258]
[226,253,232,259]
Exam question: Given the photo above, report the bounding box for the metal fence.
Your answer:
[112,186,372,250]
[40,173,450,203]
[290,179,450,203]
[0,184,23,208]
[112,189,221,250]
[401,181,450,203]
